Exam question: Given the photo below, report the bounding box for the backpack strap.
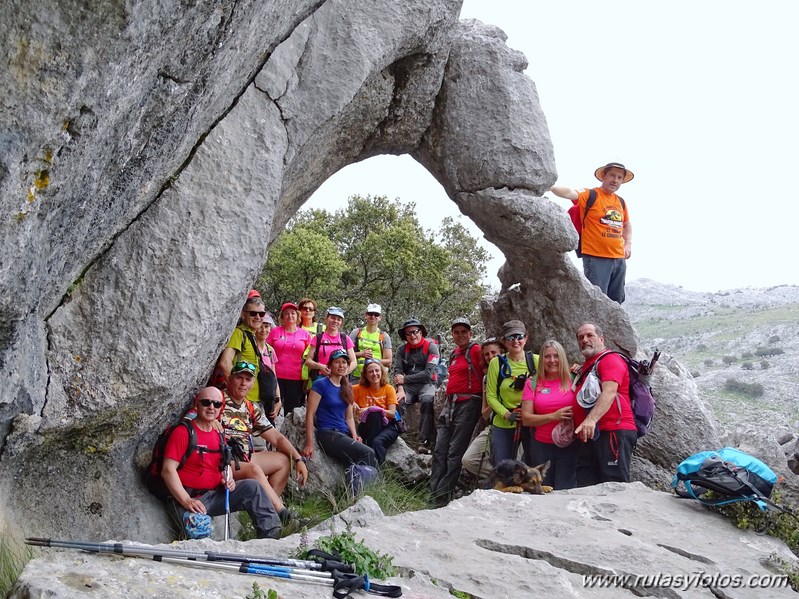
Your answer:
[176,420,197,470]
[577,189,598,256]
[353,328,362,352]
[311,331,324,363]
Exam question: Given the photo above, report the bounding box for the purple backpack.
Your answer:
[592,351,657,437]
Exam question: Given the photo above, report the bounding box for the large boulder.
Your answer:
[0,0,721,542]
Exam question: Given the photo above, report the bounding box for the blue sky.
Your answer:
[305,1,798,293]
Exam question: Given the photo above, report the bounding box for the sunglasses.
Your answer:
[363,358,381,366]
[505,333,525,342]
[300,306,315,311]
[484,337,498,343]
[247,311,266,317]
[405,329,422,336]
[366,312,381,317]
[233,361,257,374]
[199,399,223,408]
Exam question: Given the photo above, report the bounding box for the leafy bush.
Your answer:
[723,378,764,398]
[696,343,708,352]
[741,351,753,359]
[703,358,714,367]
[300,527,396,579]
[756,346,785,357]
[761,360,770,370]
[768,335,781,344]
[722,355,737,365]
[741,362,753,371]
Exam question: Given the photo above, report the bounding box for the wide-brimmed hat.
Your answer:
[451,317,471,330]
[594,162,634,183]
[501,320,526,338]
[399,318,427,341]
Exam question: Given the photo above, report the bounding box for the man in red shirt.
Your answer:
[161,387,281,539]
[573,323,637,486]
[430,317,486,505]
[550,162,634,303]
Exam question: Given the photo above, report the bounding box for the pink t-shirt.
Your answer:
[522,377,580,443]
[309,331,354,366]
[266,326,311,380]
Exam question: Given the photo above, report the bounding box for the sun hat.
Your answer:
[451,316,471,330]
[366,303,382,315]
[326,306,345,318]
[398,318,427,341]
[328,349,351,363]
[594,162,634,183]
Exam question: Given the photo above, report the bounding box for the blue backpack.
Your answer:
[345,464,380,496]
[672,448,783,512]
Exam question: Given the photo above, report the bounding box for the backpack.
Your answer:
[567,189,626,257]
[578,350,655,437]
[672,448,785,513]
[309,331,348,380]
[495,351,537,404]
[449,341,480,390]
[144,420,225,500]
[345,464,380,496]
[242,330,278,414]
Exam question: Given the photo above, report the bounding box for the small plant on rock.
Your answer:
[298,525,396,579]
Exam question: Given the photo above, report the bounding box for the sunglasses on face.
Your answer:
[247,311,266,318]
[366,312,380,317]
[405,329,422,336]
[199,399,223,408]
[300,306,315,311]
[233,361,257,374]
[505,334,525,342]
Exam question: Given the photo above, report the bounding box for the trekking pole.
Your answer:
[224,463,231,541]
[26,539,402,597]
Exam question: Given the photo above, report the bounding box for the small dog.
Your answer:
[488,459,553,494]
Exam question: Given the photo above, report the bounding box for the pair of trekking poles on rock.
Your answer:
[26,538,402,598]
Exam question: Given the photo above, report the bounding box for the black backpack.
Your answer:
[309,331,348,380]
[144,420,224,500]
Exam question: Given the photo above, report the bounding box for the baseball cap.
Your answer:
[451,316,471,330]
[326,306,345,318]
[501,320,526,338]
[329,349,350,363]
[231,361,257,377]
[366,303,382,315]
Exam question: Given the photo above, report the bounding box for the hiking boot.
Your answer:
[278,507,302,525]
[417,441,430,454]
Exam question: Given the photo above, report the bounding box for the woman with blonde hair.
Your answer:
[521,339,581,489]
[353,359,400,464]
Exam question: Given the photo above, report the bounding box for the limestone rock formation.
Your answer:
[0,0,721,542]
[11,485,798,598]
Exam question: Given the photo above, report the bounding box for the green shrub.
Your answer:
[741,351,753,359]
[756,346,785,357]
[761,360,770,370]
[299,527,395,580]
[722,355,737,365]
[741,362,753,371]
[696,343,708,352]
[769,335,781,344]
[723,378,764,398]
[703,358,714,367]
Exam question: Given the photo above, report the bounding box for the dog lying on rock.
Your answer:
[488,459,552,494]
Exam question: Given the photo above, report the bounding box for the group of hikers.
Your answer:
[157,161,638,539]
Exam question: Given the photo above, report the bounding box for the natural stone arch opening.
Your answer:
[1,1,705,543]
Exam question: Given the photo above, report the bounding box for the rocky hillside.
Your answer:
[626,279,799,430]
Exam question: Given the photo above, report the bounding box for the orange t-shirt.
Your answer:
[577,188,629,258]
[352,384,398,411]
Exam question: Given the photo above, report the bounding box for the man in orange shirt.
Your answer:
[551,162,634,303]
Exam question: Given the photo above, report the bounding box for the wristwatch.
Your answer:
[295,456,307,463]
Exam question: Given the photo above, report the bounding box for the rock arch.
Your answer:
[0,0,712,540]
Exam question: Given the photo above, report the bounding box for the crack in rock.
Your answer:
[474,538,684,598]
[657,544,716,566]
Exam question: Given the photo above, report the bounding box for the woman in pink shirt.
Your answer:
[266,302,312,415]
[521,339,581,489]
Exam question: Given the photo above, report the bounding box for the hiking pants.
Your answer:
[431,395,481,499]
[404,385,436,445]
[358,411,400,465]
[490,424,533,465]
[583,255,626,304]
[170,480,281,539]
[575,429,637,486]
[461,426,492,482]
[530,437,579,490]
[316,429,379,468]
[277,378,306,415]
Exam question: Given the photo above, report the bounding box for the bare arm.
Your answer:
[217,347,236,379]
[381,347,393,369]
[345,404,360,441]
[162,457,206,513]
[623,221,633,259]
[550,185,579,201]
[303,390,321,458]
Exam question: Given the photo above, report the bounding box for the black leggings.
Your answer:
[278,379,306,415]
[316,429,378,468]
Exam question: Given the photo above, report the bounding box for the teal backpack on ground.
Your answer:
[672,447,783,512]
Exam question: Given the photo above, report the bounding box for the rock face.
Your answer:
[11,485,798,598]
[0,0,719,541]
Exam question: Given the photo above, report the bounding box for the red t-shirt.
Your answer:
[445,343,485,396]
[164,422,224,490]
[577,351,636,432]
